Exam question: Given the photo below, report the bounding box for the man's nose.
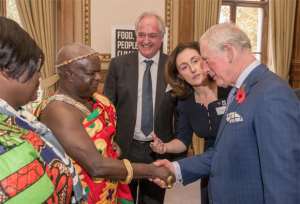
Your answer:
[95,72,101,81]
[201,61,210,73]
[143,36,151,43]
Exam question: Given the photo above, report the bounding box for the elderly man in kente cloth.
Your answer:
[35,43,174,204]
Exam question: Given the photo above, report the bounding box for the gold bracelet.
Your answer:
[121,159,133,184]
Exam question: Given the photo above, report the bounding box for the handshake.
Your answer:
[147,134,181,189]
[129,134,182,189]
[149,159,176,189]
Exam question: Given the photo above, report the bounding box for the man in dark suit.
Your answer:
[104,12,177,204]
[154,23,300,204]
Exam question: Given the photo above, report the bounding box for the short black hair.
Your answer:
[0,17,44,82]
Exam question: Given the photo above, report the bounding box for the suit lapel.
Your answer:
[214,64,268,145]
[127,53,139,121]
[154,53,167,120]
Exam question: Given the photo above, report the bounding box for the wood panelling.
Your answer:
[178,0,194,43]
[290,0,300,88]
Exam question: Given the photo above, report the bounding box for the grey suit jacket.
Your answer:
[178,65,300,204]
[104,52,177,158]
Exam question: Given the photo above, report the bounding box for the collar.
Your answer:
[235,60,260,88]
[138,51,160,65]
[0,98,41,125]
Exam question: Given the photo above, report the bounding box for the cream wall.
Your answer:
[91,0,165,55]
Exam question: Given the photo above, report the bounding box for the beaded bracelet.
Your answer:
[121,159,133,184]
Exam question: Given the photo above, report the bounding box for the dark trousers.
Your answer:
[127,140,165,204]
[129,178,165,204]
[201,177,209,204]
[202,141,212,204]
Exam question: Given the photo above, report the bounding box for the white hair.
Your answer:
[200,23,251,51]
[135,12,165,36]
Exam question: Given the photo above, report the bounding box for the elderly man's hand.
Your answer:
[149,159,176,188]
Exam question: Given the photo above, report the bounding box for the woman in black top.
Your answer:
[175,87,228,150]
[150,41,230,204]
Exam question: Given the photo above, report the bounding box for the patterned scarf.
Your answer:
[0,98,86,203]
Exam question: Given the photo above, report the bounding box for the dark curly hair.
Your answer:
[165,41,200,99]
[0,17,44,82]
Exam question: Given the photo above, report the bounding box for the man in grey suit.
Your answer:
[154,23,300,204]
[104,12,177,204]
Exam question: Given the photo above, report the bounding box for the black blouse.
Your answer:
[175,87,230,150]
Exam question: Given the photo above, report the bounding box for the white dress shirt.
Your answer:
[133,51,160,141]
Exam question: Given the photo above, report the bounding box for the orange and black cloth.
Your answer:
[37,93,134,204]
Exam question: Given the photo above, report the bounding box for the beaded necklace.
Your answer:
[48,94,91,116]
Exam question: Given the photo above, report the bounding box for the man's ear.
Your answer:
[223,43,235,63]
[59,68,74,82]
[65,69,73,81]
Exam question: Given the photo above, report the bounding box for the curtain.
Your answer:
[192,0,222,154]
[194,0,222,40]
[16,0,56,97]
[268,0,297,80]
[168,0,180,51]
[0,0,6,16]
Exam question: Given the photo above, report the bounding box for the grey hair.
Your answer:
[135,12,165,36]
[200,23,251,51]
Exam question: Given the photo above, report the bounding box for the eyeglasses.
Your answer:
[136,32,162,39]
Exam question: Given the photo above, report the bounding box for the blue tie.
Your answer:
[141,60,154,136]
[226,87,237,112]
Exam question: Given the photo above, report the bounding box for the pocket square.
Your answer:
[226,112,244,123]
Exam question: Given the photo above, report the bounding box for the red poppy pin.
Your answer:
[235,86,246,104]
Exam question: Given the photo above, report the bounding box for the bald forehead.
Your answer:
[56,43,96,65]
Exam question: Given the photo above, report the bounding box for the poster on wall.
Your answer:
[111,25,168,58]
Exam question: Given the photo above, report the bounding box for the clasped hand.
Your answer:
[150,159,176,189]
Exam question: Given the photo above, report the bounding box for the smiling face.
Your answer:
[136,15,163,59]
[71,55,101,98]
[176,48,207,87]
